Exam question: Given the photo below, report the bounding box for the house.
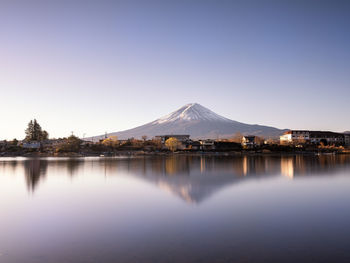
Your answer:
[280,130,310,144]
[309,131,345,145]
[42,139,65,146]
[242,136,256,148]
[81,140,94,146]
[199,139,215,151]
[345,134,350,146]
[280,130,347,146]
[0,140,8,151]
[187,141,201,150]
[22,141,41,149]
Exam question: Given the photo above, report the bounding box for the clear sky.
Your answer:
[1,0,349,140]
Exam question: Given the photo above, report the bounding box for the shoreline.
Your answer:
[1,150,349,158]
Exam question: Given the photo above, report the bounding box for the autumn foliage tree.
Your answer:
[102,136,119,148]
[165,137,179,152]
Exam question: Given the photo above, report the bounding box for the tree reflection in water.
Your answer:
[1,155,350,201]
[24,159,48,193]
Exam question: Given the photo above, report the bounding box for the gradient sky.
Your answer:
[1,0,349,140]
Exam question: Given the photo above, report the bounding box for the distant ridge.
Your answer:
[88,103,287,141]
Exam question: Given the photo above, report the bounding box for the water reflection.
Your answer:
[24,159,48,192]
[1,155,350,202]
[280,155,350,179]
[1,155,350,263]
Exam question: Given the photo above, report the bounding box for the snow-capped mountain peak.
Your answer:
[155,103,231,124]
[87,103,286,141]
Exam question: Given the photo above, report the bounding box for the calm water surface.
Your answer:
[1,155,350,263]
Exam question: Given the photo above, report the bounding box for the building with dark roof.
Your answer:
[242,136,256,148]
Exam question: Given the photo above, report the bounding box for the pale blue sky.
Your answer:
[1,0,349,140]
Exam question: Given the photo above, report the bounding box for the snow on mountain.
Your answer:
[89,103,287,140]
[154,103,231,124]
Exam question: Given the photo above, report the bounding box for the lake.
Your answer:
[1,155,350,263]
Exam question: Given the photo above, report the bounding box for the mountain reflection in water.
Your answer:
[1,155,350,204]
[1,155,350,263]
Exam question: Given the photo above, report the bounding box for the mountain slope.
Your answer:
[90,103,287,140]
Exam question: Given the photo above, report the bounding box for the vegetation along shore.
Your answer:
[1,120,349,157]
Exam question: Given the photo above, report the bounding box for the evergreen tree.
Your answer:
[25,119,49,141]
[41,130,49,141]
[32,119,42,141]
[25,120,34,141]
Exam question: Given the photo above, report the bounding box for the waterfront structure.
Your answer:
[22,141,41,149]
[199,140,215,150]
[155,135,190,144]
[242,136,256,148]
[188,141,201,150]
[346,134,350,145]
[280,130,349,146]
[280,130,310,144]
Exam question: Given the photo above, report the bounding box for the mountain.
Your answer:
[90,103,287,140]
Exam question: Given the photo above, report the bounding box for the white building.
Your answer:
[280,130,310,144]
[280,130,348,146]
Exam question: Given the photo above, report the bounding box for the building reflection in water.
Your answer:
[1,155,350,202]
[281,157,294,179]
[280,154,350,179]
